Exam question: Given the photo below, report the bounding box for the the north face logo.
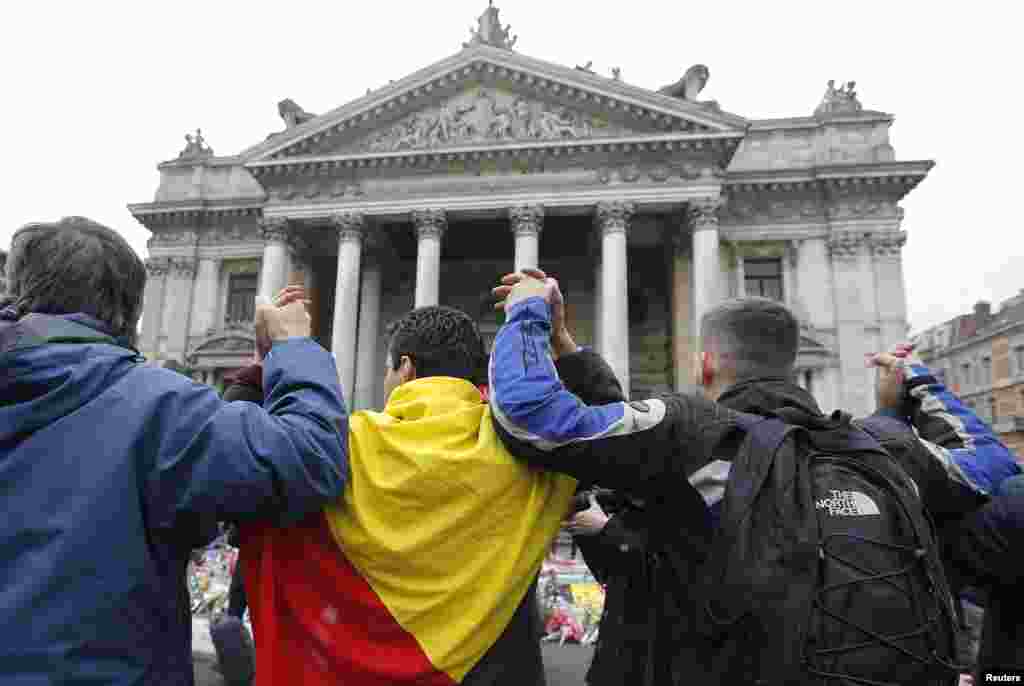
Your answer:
[815,490,881,516]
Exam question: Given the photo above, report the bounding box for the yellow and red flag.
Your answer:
[241,377,576,685]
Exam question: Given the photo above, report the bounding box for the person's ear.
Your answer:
[398,355,417,384]
[701,351,716,389]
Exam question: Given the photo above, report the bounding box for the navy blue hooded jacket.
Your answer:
[0,311,348,685]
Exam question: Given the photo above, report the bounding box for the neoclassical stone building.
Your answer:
[129,4,930,416]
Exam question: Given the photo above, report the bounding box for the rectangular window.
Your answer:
[1015,346,1024,376]
[982,357,992,386]
[226,273,258,325]
[961,363,971,388]
[743,258,783,301]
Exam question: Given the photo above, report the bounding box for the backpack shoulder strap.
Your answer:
[722,413,797,532]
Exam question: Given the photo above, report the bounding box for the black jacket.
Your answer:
[944,492,1024,678]
[488,300,995,683]
[573,500,698,686]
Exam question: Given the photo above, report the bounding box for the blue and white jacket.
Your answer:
[489,296,1019,515]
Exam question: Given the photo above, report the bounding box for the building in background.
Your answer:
[129,3,931,416]
[0,248,7,298]
[914,292,1024,457]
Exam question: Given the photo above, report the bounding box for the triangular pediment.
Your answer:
[244,45,747,163]
[338,85,651,154]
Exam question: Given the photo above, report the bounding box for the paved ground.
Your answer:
[192,618,593,685]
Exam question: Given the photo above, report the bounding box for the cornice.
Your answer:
[260,184,722,221]
[157,154,246,170]
[748,111,893,132]
[245,131,745,177]
[129,202,264,230]
[244,47,748,162]
[724,160,933,198]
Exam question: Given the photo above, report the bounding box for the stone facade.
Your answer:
[128,4,931,414]
[914,294,1024,459]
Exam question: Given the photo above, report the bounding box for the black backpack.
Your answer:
[698,411,961,685]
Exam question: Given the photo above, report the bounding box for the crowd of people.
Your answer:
[1,215,1022,686]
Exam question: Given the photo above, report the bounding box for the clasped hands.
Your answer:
[492,268,577,360]
[253,285,313,362]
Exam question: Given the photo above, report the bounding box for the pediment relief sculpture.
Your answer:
[354,88,636,153]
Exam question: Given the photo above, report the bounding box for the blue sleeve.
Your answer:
[489,297,665,452]
[904,363,1020,496]
[488,296,723,491]
[145,337,349,527]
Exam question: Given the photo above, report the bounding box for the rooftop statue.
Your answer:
[815,79,863,116]
[278,99,317,129]
[659,64,710,101]
[463,1,517,50]
[178,128,213,160]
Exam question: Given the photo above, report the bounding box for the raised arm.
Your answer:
[146,293,349,529]
[903,362,1020,496]
[488,294,735,493]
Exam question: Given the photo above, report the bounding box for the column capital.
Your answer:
[509,204,545,237]
[167,257,197,279]
[412,208,447,240]
[330,212,366,244]
[144,257,171,277]
[259,216,290,244]
[827,230,870,261]
[594,201,636,236]
[687,197,722,232]
[869,231,907,260]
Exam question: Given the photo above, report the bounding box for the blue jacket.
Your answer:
[0,312,349,685]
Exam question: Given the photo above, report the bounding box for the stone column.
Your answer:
[162,257,198,363]
[796,237,836,331]
[829,230,876,417]
[141,257,170,358]
[669,217,694,391]
[596,201,635,397]
[258,217,291,300]
[734,248,747,299]
[689,197,722,337]
[355,239,383,411]
[871,231,909,355]
[412,209,446,308]
[783,241,798,309]
[330,213,365,409]
[189,257,221,337]
[510,205,544,272]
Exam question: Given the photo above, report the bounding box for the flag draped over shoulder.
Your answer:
[241,376,577,686]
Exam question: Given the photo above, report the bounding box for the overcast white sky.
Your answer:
[1,0,1020,333]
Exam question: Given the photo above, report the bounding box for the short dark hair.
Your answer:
[6,217,146,343]
[386,305,487,385]
[700,297,800,380]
